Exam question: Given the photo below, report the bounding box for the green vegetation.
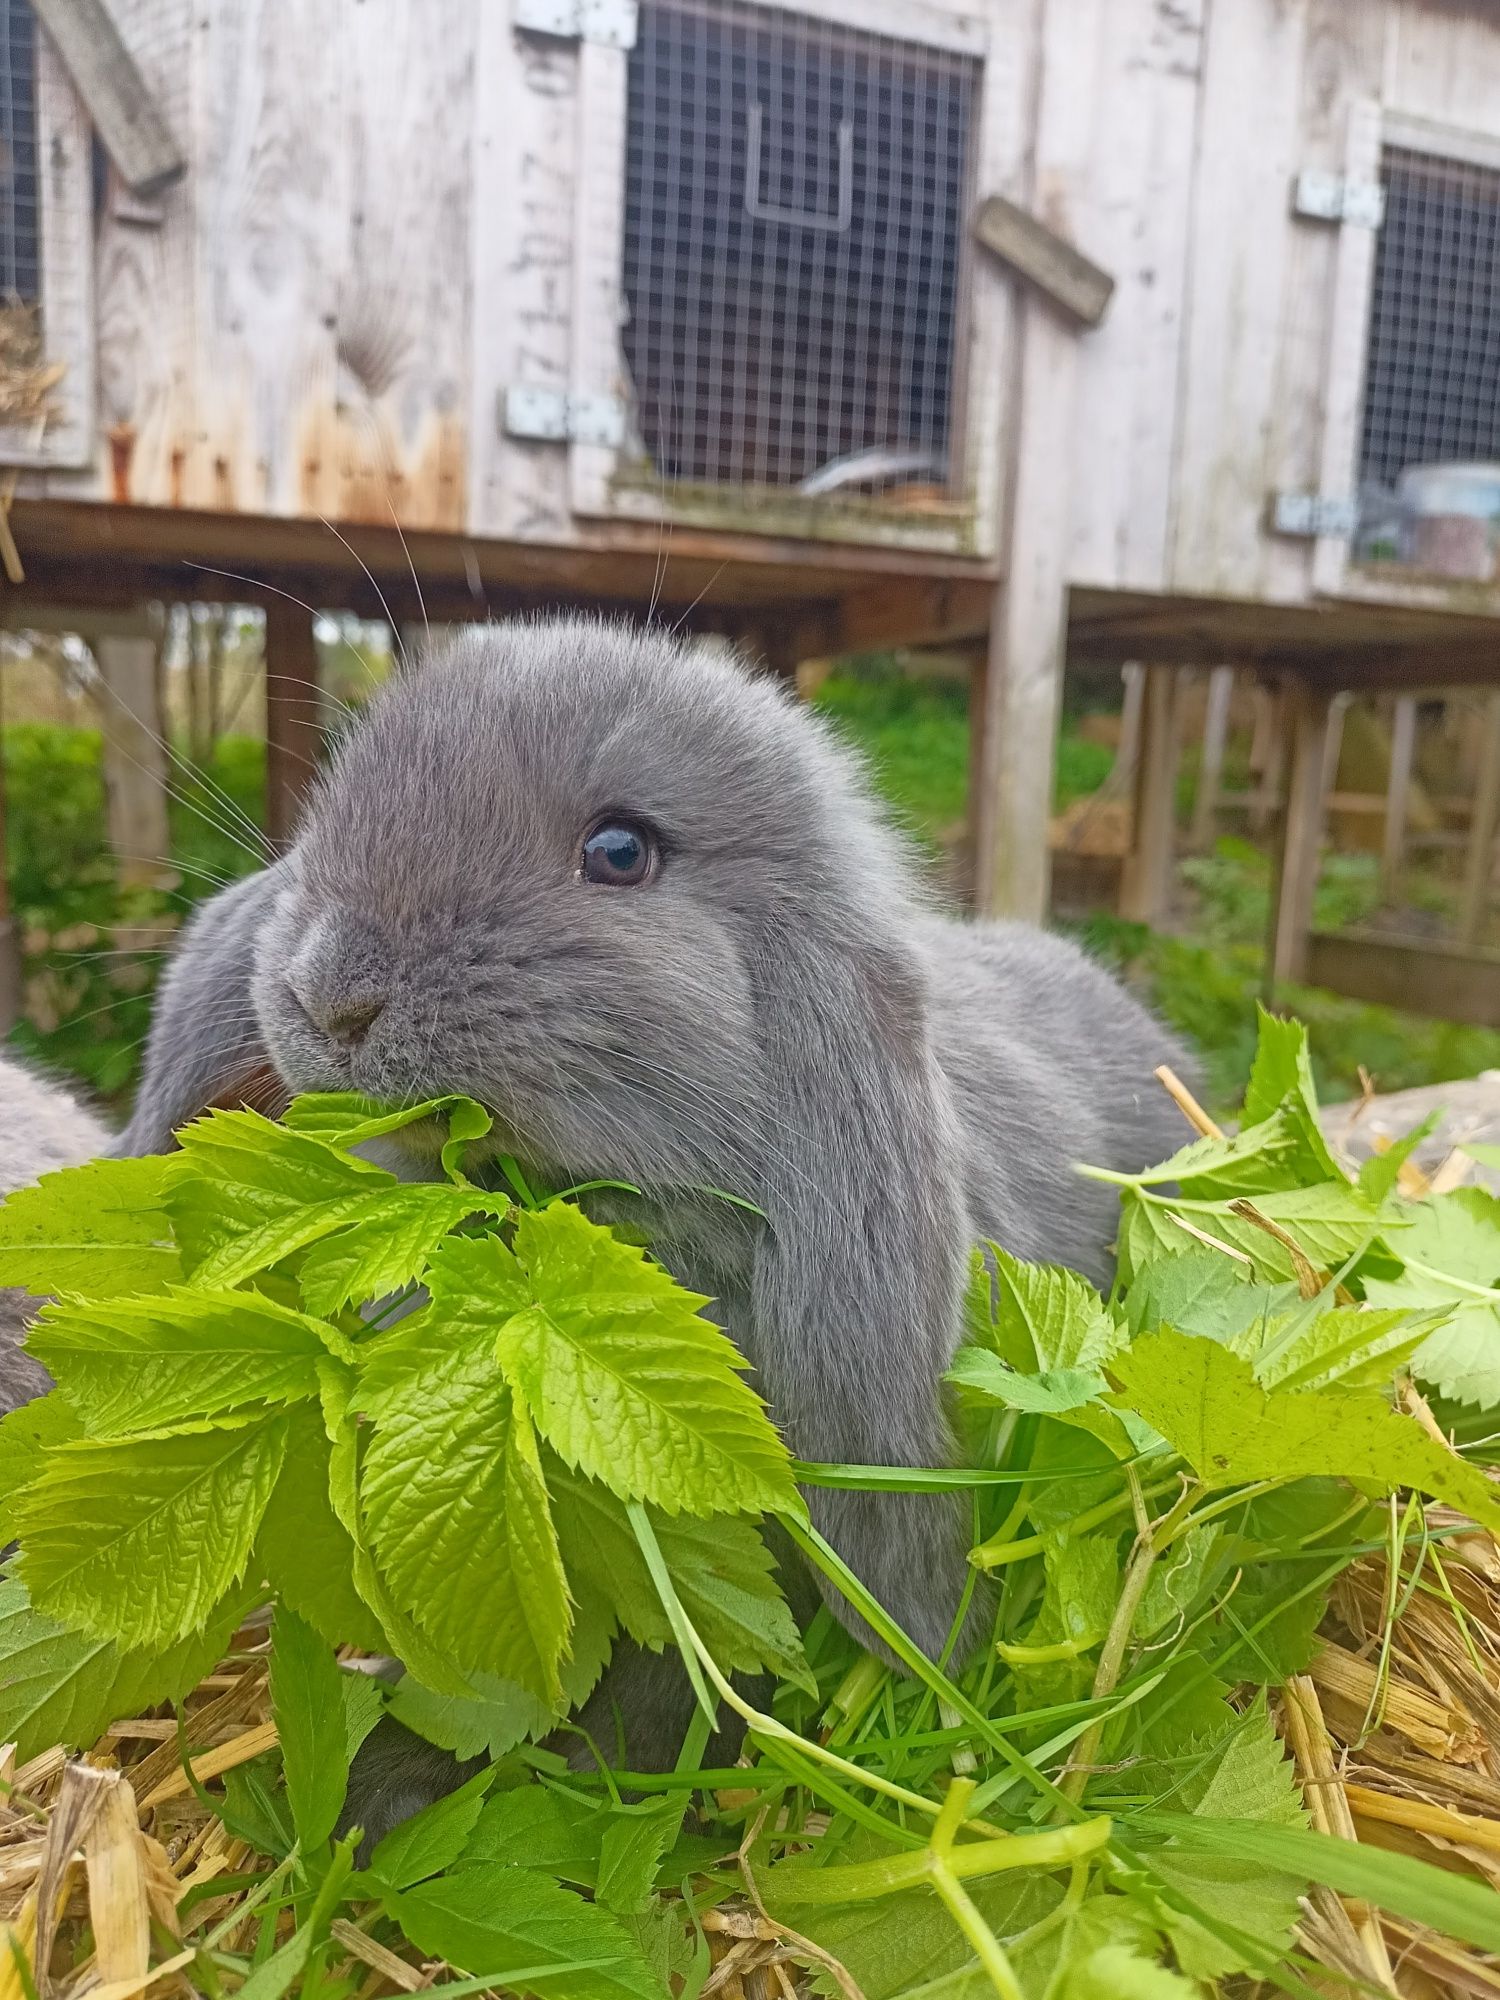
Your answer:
[3,722,265,1100]
[3,1019,1500,1994]
[815,667,1500,1112]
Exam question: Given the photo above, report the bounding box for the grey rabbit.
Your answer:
[0,1056,111,1411]
[18,618,1194,1841]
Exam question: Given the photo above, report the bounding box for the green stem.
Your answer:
[971,1473,1180,1570]
[770,1817,1110,1905]
[931,1862,1026,2000]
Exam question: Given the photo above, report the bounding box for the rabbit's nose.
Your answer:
[289,982,385,1051]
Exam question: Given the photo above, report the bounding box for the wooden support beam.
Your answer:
[1190,665,1235,849]
[264,600,323,850]
[971,194,1115,329]
[1119,666,1182,926]
[94,631,171,891]
[1380,696,1417,903]
[30,0,184,197]
[1247,682,1285,836]
[0,650,17,1035]
[1461,692,1500,952]
[1269,684,1335,987]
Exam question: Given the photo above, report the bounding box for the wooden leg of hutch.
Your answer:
[1268,681,1335,988]
[1379,695,1417,905]
[1190,664,1235,850]
[94,628,172,891]
[1460,692,1500,953]
[263,598,323,851]
[0,646,16,1035]
[1119,665,1182,928]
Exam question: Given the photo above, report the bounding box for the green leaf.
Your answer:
[0,1573,249,1762]
[167,1107,396,1284]
[298,1184,501,1316]
[1115,1108,1308,1199]
[947,1352,1106,1415]
[442,1097,496,1182]
[283,1092,483,1151]
[464,1785,605,1886]
[384,1865,663,1999]
[366,1766,497,1890]
[1184,1694,1305,1825]
[984,1250,1120,1374]
[360,1313,572,1702]
[550,1463,810,1686]
[388,1672,553,1763]
[1120,1184,1380,1287]
[14,1413,289,1648]
[255,1403,388,1653]
[26,1289,334,1438]
[342,1669,385,1764]
[0,1392,82,1545]
[1125,1250,1296,1344]
[0,1156,184,1298]
[1248,1304,1435,1392]
[269,1604,350,1850]
[497,1203,799,1519]
[1364,1189,1500,1407]
[596,1801,682,1916]
[1109,1328,1500,1531]
[1050,1943,1197,2000]
[1137,1523,1223,1642]
[1360,1115,1439,1204]
[1142,1812,1500,1956]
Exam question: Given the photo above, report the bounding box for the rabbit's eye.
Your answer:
[581,819,656,886]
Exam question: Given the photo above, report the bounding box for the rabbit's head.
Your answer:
[248,620,935,1205]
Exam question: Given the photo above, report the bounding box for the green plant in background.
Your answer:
[3,723,266,1101]
[4,1013,1500,1996]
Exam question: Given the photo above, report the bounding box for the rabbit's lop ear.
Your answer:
[115,865,289,1156]
[749,925,976,1663]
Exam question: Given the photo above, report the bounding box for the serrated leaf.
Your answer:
[498,1204,798,1520]
[1183,1694,1304,1825]
[0,1573,250,1761]
[388,1600,613,1760]
[384,1864,663,1999]
[270,1604,350,1850]
[1121,1108,1307,1199]
[14,1413,289,1648]
[1364,1189,1500,1407]
[299,1185,503,1315]
[1109,1328,1500,1531]
[168,1107,396,1284]
[550,1462,809,1686]
[1050,1942,1197,2000]
[366,1766,496,1889]
[255,1403,388,1653]
[1360,1115,1439,1203]
[1248,1304,1434,1391]
[596,1801,682,1915]
[1137,1523,1223,1642]
[0,1156,184,1298]
[283,1092,479,1150]
[0,1392,81,1544]
[1119,1184,1380,1286]
[947,1352,1108,1415]
[26,1288,334,1437]
[464,1785,605,1885]
[984,1250,1120,1374]
[1023,1530,1118,1653]
[360,1314,572,1702]
[1125,1250,1297,1344]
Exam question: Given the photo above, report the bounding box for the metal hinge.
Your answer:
[502,384,627,448]
[1293,170,1385,228]
[1272,491,1359,540]
[513,0,638,47]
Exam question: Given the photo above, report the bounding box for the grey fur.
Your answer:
[101,618,1192,1839]
[0,1056,111,1412]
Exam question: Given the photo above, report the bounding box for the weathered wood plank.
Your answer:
[970,193,1114,328]
[0,652,17,1033]
[30,0,183,196]
[1120,665,1182,924]
[1307,930,1500,1032]
[263,599,321,849]
[1460,692,1500,951]
[1269,682,1333,984]
[95,631,171,889]
[1380,695,1418,901]
[1191,663,1235,848]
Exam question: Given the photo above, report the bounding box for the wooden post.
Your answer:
[0,648,18,1034]
[264,600,324,850]
[94,631,172,890]
[1119,666,1182,927]
[1460,692,1500,951]
[1248,682,1285,835]
[1380,696,1417,904]
[1268,682,1335,988]
[1115,663,1145,786]
[1190,665,1235,849]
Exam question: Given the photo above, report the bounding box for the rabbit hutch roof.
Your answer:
[9,0,1500,935]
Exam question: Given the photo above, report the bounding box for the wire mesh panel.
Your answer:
[621,0,977,498]
[0,0,39,306]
